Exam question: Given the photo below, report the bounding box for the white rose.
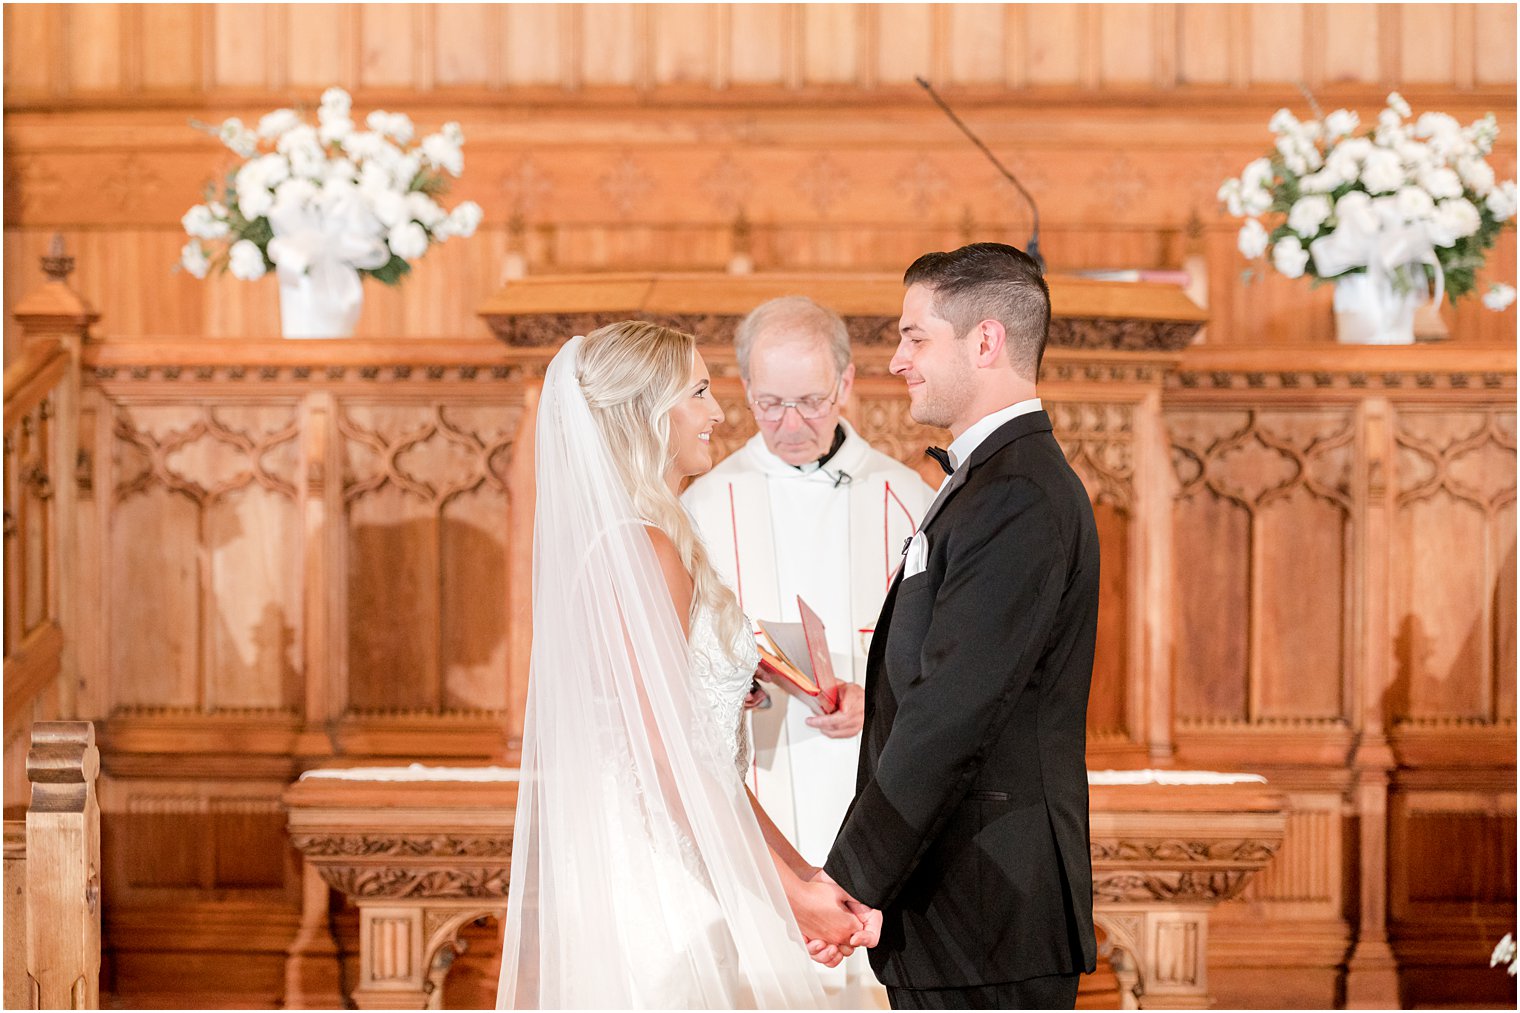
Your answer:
[1457,157,1496,196]
[391,153,422,190]
[1288,195,1333,238]
[1241,158,1274,192]
[216,117,258,157]
[1324,109,1360,140]
[276,124,321,158]
[236,180,274,219]
[257,108,302,140]
[1414,111,1461,141]
[318,113,354,147]
[1465,114,1499,155]
[180,240,210,279]
[1419,167,1464,201]
[181,203,229,240]
[1336,137,1373,163]
[342,131,385,162]
[1217,179,1245,217]
[289,145,326,180]
[1272,235,1310,279]
[1269,108,1299,136]
[369,189,409,229]
[249,153,291,188]
[1482,283,1516,312]
[387,220,430,260]
[406,192,447,229]
[1276,136,1309,176]
[1362,149,1406,193]
[1486,181,1517,221]
[437,201,482,239]
[1270,234,1307,278]
[421,133,464,176]
[267,235,310,275]
[1387,92,1412,118]
[320,87,352,114]
[442,121,463,146]
[1395,185,1436,222]
[1237,219,1269,259]
[1334,191,1381,235]
[227,239,267,281]
[1299,167,1343,194]
[324,158,357,186]
[1243,187,1273,216]
[366,110,415,145]
[1429,198,1481,247]
[273,177,319,211]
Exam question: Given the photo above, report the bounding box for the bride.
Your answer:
[497,322,877,1009]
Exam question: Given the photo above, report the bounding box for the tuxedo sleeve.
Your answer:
[824,475,1068,911]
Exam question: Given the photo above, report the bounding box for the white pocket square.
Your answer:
[904,531,928,578]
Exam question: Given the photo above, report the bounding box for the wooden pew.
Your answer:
[2,721,101,1009]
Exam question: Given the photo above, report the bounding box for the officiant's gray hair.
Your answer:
[733,296,852,385]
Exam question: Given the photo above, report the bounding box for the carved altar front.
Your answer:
[284,769,1286,1010]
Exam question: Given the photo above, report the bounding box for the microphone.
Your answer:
[914,76,1044,270]
[829,469,853,489]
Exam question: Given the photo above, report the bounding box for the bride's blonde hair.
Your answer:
[576,321,747,656]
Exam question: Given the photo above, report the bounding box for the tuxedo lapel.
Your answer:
[916,410,1054,535]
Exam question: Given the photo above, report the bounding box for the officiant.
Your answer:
[683,295,935,992]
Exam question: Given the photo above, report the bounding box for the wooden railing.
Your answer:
[3,248,92,808]
[2,721,102,1009]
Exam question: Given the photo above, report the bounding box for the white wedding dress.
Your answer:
[497,335,825,1010]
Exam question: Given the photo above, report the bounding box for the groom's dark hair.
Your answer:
[903,242,1050,380]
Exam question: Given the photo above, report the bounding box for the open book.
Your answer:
[753,597,840,715]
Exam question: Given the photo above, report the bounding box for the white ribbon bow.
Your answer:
[266,192,391,318]
[1311,218,1445,309]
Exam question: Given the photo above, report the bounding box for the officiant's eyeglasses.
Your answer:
[749,382,841,422]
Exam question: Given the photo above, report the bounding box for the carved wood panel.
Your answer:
[1168,408,1356,727]
[1391,407,1517,725]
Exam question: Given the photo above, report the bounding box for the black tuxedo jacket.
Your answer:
[823,409,1099,988]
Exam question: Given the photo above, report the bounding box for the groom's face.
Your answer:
[893,283,976,431]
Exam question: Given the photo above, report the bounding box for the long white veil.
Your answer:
[497,336,825,1009]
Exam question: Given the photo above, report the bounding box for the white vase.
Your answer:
[1332,271,1420,345]
[277,268,362,339]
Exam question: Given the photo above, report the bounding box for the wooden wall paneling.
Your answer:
[3,3,57,99]
[210,4,270,91]
[872,3,932,87]
[1475,2,1519,86]
[64,3,126,95]
[1096,3,1158,87]
[359,3,421,91]
[1321,4,1382,85]
[944,4,1005,87]
[802,4,859,86]
[650,3,715,88]
[1399,3,1457,85]
[1177,4,1233,87]
[139,4,203,94]
[501,4,565,88]
[1024,3,1086,88]
[284,4,351,92]
[722,4,780,87]
[580,4,640,89]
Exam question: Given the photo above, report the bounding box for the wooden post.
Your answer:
[24,720,101,1010]
[4,817,27,1008]
[1344,396,1400,1008]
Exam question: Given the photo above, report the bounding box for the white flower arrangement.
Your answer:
[1492,933,1517,976]
[1220,93,1515,308]
[179,88,483,296]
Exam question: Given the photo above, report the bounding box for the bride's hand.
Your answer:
[787,877,865,947]
[804,936,847,968]
[812,868,882,948]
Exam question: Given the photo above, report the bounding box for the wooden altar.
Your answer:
[4,267,1513,1008]
[283,767,1288,1010]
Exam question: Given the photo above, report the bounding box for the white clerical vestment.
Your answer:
[682,421,936,865]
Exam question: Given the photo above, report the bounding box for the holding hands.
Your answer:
[790,867,882,967]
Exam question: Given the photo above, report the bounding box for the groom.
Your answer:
[821,243,1098,1009]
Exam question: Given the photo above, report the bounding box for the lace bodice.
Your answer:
[689,607,759,778]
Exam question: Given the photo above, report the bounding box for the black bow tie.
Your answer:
[925,446,954,476]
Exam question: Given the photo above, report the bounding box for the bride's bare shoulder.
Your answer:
[644,524,693,630]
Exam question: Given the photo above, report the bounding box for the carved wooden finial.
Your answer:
[41,233,74,284]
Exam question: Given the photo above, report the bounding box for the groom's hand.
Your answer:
[812,868,882,948]
[806,682,864,738]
